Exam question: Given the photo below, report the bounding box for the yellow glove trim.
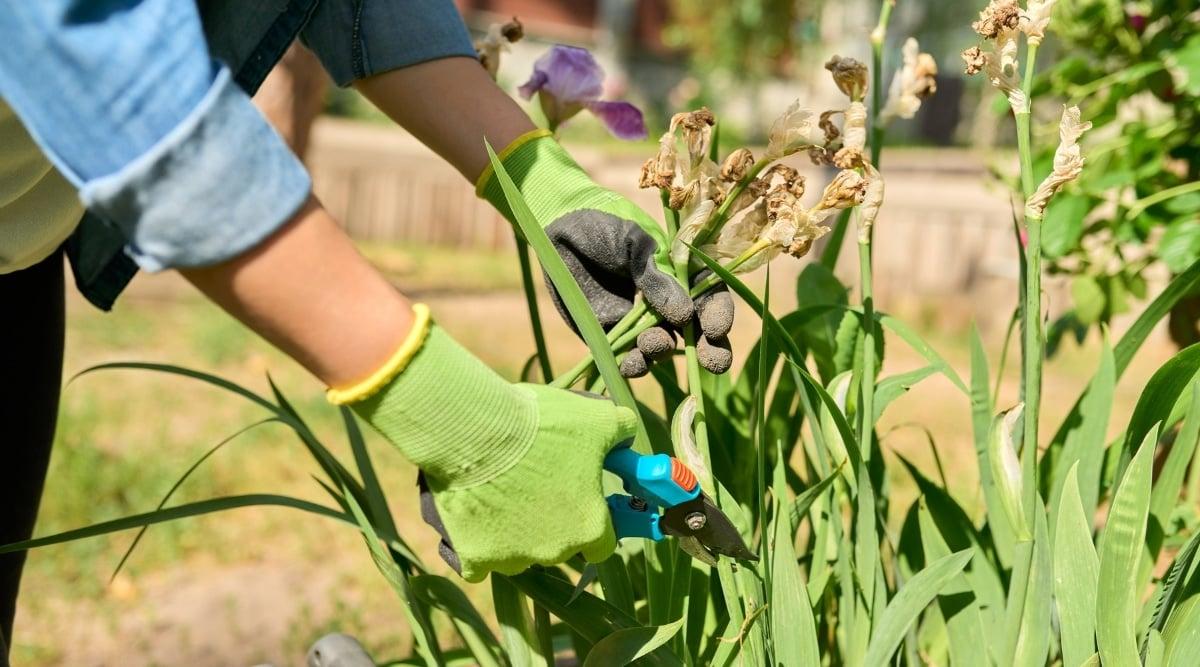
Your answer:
[473,128,554,198]
[326,303,432,406]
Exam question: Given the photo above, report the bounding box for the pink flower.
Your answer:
[518,45,647,140]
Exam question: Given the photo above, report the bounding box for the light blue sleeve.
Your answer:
[0,1,311,271]
[301,0,478,87]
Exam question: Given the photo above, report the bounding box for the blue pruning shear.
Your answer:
[603,447,758,565]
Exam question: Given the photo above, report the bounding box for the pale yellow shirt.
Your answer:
[0,98,84,274]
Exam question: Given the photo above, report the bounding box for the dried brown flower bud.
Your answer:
[678,107,716,132]
[761,164,805,199]
[746,178,770,199]
[1022,0,1057,46]
[500,17,524,42]
[833,147,864,169]
[1027,105,1091,218]
[819,110,842,144]
[765,186,798,224]
[912,53,938,98]
[972,0,1020,39]
[670,108,717,167]
[669,183,697,210]
[786,238,814,259]
[475,18,524,79]
[807,145,833,167]
[638,158,659,189]
[763,163,799,185]
[719,148,755,182]
[857,164,884,243]
[818,170,868,210]
[766,100,822,159]
[825,55,869,100]
[961,46,987,76]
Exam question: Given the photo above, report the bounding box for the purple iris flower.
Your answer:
[518,45,647,140]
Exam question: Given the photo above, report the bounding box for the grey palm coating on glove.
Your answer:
[307,633,375,667]
[544,209,735,377]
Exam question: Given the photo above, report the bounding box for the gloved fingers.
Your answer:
[307,633,376,667]
[542,248,635,332]
[545,213,640,331]
[636,326,676,360]
[697,334,733,374]
[418,472,463,575]
[693,276,735,340]
[620,326,677,379]
[631,254,693,328]
[579,520,618,564]
[619,348,649,378]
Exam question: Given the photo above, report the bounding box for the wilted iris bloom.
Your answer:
[518,45,647,140]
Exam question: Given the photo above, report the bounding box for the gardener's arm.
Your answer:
[0,1,309,272]
[181,199,635,582]
[179,198,414,388]
[354,58,736,376]
[354,57,536,182]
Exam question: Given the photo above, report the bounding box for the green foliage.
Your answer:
[1040,0,1200,348]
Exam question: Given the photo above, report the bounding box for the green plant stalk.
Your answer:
[663,195,749,645]
[868,1,893,171]
[515,236,554,382]
[1016,43,1041,526]
[858,237,877,459]
[821,0,893,268]
[1126,180,1200,220]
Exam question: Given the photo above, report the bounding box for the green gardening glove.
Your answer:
[330,305,637,582]
[478,129,734,377]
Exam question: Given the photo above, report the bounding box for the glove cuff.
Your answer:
[326,303,433,405]
[337,310,538,489]
[476,130,624,226]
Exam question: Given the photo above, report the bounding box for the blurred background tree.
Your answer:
[662,0,813,81]
[1036,0,1200,350]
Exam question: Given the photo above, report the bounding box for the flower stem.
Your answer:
[1015,43,1041,528]
[868,1,893,171]
[663,187,716,479]
[856,2,890,451]
[665,196,749,642]
[822,0,893,268]
[858,237,877,459]
[515,236,554,382]
[693,159,770,248]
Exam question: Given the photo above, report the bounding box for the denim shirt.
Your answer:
[0,0,475,310]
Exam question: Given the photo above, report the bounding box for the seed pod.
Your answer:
[671,396,710,483]
[988,403,1032,540]
[824,55,869,100]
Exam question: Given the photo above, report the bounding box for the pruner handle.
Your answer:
[603,447,701,510]
[606,494,664,541]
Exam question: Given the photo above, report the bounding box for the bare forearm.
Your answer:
[354,56,536,182]
[179,197,413,388]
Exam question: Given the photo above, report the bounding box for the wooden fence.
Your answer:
[307,118,1031,331]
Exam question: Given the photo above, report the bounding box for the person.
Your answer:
[0,1,734,656]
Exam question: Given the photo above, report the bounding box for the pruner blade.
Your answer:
[660,494,758,563]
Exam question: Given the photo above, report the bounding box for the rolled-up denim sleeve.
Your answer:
[0,1,311,271]
[301,0,477,87]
